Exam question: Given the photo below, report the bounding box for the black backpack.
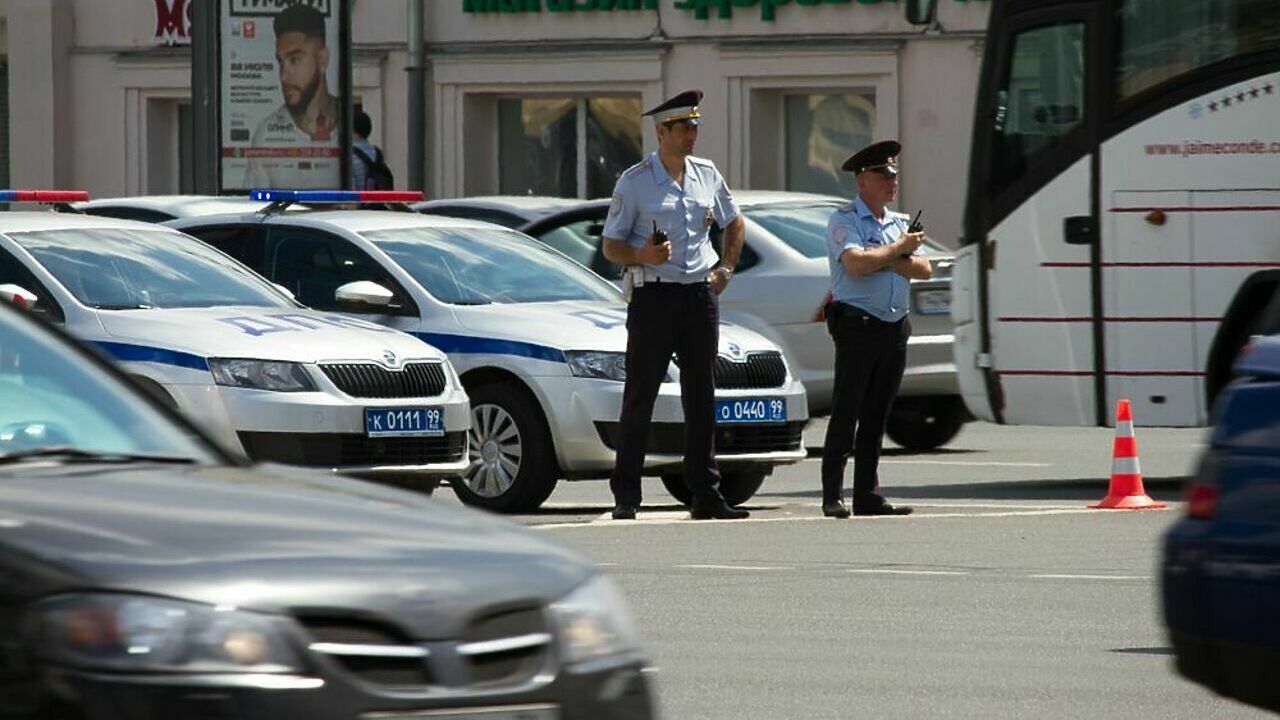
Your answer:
[353,145,395,190]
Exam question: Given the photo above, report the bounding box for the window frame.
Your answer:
[263,226,420,317]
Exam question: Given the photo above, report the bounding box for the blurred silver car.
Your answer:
[464,192,970,450]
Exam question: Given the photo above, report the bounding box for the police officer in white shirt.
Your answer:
[821,140,932,518]
[601,89,748,521]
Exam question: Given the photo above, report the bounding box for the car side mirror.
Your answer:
[335,281,395,310]
[0,284,39,311]
[272,283,296,300]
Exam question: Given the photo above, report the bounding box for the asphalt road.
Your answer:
[435,421,1269,719]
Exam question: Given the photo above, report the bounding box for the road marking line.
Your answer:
[535,506,1108,529]
[847,569,969,576]
[1030,574,1152,581]
[677,564,792,571]
[801,458,1052,467]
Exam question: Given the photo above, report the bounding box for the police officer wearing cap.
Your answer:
[820,140,932,518]
[601,89,748,521]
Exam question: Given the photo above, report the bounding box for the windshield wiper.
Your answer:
[92,304,154,310]
[0,447,198,466]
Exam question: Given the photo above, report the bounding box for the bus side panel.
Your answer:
[1105,190,1196,427]
[987,157,1095,426]
[1101,70,1280,426]
[950,243,994,422]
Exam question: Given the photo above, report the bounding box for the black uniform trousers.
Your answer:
[609,280,723,507]
[820,302,911,505]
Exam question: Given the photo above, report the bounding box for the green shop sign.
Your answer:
[677,0,883,22]
[462,0,982,20]
[463,0,658,12]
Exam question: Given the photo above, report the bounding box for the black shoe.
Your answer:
[611,505,637,520]
[822,501,851,519]
[690,502,750,520]
[853,501,913,516]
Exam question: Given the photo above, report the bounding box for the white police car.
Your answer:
[0,191,470,486]
[168,190,809,513]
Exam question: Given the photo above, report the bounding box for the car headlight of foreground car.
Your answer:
[209,358,316,392]
[550,575,642,665]
[565,351,678,383]
[37,594,303,673]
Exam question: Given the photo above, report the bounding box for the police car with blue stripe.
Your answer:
[168,190,810,513]
[0,191,470,484]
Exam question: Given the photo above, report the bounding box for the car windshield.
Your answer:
[364,226,622,305]
[9,228,292,310]
[744,202,951,260]
[0,308,215,463]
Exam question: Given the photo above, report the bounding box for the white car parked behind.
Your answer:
[513,191,969,450]
[0,191,470,487]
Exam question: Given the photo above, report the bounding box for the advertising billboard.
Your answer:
[219,0,347,191]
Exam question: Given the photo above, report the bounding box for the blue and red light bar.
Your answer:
[0,190,91,203]
[250,189,423,203]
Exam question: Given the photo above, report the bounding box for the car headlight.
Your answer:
[37,594,303,673]
[208,358,316,392]
[564,351,678,383]
[549,575,642,665]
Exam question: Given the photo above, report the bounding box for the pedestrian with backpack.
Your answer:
[352,109,395,190]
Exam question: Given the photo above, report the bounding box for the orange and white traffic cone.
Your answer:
[1089,399,1167,510]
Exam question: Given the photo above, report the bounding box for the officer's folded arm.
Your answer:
[840,240,912,278]
[891,254,933,280]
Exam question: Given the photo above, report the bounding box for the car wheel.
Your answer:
[661,470,767,507]
[453,382,557,513]
[886,396,966,452]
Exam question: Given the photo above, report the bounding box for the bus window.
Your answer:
[1115,0,1280,102]
[991,22,1086,192]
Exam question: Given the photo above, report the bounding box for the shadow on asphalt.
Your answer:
[805,446,985,459]
[758,476,1189,502]
[1109,647,1174,656]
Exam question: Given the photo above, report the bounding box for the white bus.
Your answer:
[909,0,1280,427]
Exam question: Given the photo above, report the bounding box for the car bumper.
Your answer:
[39,658,656,720]
[167,383,471,477]
[535,375,809,478]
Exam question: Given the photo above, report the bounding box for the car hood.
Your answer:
[450,300,783,357]
[0,463,590,638]
[97,307,445,364]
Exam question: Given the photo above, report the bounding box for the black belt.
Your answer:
[827,301,902,326]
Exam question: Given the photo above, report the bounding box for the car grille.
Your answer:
[461,607,552,687]
[595,421,804,454]
[320,362,447,399]
[295,608,551,691]
[673,351,787,389]
[297,617,434,687]
[237,431,467,467]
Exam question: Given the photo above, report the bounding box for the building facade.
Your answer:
[0,0,989,246]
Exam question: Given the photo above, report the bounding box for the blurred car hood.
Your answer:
[0,463,590,638]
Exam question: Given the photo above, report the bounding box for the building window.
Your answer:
[784,92,875,197]
[498,96,642,198]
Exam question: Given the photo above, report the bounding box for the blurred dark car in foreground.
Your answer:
[0,303,654,719]
[1161,333,1280,714]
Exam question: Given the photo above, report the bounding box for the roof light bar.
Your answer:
[250,189,423,203]
[0,190,91,203]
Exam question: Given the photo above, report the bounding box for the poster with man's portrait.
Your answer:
[220,0,344,191]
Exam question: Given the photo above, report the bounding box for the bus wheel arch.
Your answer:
[1206,271,1280,408]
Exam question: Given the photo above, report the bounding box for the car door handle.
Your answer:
[1064,216,1097,245]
